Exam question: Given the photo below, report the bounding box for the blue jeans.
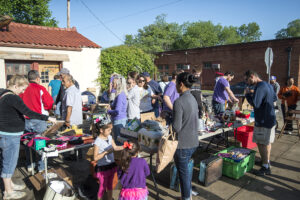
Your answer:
[0,134,21,178]
[25,119,47,171]
[212,100,225,115]
[53,95,61,116]
[174,147,197,200]
[113,118,127,145]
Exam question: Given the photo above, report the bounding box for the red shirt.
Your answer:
[20,82,54,117]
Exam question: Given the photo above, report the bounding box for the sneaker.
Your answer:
[256,166,271,176]
[12,182,26,190]
[3,191,26,200]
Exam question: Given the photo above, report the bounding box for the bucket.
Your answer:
[43,180,75,200]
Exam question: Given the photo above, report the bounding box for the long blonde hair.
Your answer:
[114,75,128,96]
[7,75,29,88]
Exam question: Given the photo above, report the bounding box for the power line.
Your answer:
[106,0,184,23]
[82,0,184,30]
[79,0,124,43]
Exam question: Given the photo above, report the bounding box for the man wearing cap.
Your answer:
[20,70,54,172]
[270,76,280,96]
[54,68,79,117]
[212,71,239,115]
[141,72,162,117]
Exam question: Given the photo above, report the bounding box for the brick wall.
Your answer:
[155,37,300,90]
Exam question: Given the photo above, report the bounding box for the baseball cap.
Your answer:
[215,72,224,76]
[57,68,70,75]
[141,72,150,77]
[270,76,276,80]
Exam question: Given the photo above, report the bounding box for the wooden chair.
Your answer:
[278,110,300,139]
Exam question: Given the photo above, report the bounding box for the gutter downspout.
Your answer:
[287,47,292,77]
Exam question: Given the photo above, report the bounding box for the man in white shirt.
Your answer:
[61,74,83,126]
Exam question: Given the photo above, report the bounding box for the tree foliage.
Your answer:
[125,15,262,52]
[275,19,300,39]
[0,0,58,27]
[125,14,183,54]
[98,45,155,91]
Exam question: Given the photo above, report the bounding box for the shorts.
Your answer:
[0,134,21,178]
[253,126,275,145]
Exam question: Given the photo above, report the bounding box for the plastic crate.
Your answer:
[216,146,256,179]
[234,126,257,149]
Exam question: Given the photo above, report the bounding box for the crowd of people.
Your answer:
[0,66,299,200]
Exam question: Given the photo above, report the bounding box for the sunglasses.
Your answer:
[139,80,145,83]
[127,82,132,84]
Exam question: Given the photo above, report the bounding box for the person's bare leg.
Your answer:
[3,178,13,193]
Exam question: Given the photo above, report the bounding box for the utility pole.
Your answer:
[67,0,70,28]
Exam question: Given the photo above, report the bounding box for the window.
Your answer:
[203,62,212,69]
[177,64,184,70]
[158,65,163,70]
[40,70,50,83]
[165,65,169,70]
[5,62,31,81]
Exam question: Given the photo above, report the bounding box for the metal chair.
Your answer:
[278,110,300,139]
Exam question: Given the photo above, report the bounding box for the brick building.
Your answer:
[154,37,300,90]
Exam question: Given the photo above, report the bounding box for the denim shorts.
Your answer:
[0,134,22,178]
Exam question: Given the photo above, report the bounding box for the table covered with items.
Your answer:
[22,121,94,183]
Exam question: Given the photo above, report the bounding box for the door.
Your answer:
[39,62,60,89]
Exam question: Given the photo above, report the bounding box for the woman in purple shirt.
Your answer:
[118,141,150,200]
[108,75,128,145]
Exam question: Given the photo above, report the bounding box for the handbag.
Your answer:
[156,126,178,173]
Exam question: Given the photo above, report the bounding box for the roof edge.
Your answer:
[10,22,77,32]
[155,37,300,54]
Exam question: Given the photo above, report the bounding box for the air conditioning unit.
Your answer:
[183,65,190,70]
[212,64,220,69]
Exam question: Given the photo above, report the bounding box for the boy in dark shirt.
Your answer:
[244,70,277,176]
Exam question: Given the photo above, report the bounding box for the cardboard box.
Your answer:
[29,167,73,191]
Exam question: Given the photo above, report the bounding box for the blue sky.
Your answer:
[49,0,300,49]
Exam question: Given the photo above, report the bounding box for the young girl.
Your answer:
[93,114,123,200]
[118,141,150,200]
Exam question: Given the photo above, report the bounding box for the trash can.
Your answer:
[43,180,75,200]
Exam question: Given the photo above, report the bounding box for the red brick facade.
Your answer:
[154,37,300,90]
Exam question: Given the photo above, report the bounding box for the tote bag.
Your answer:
[156,126,178,173]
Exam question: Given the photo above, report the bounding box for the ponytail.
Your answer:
[120,140,140,172]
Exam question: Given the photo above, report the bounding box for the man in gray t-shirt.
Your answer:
[62,74,83,126]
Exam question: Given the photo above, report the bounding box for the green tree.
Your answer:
[0,0,58,27]
[125,14,182,54]
[98,45,155,91]
[238,22,261,42]
[175,21,222,49]
[219,26,242,45]
[275,19,300,39]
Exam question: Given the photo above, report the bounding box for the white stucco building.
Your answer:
[0,22,101,95]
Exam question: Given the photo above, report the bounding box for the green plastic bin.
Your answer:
[216,146,256,179]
